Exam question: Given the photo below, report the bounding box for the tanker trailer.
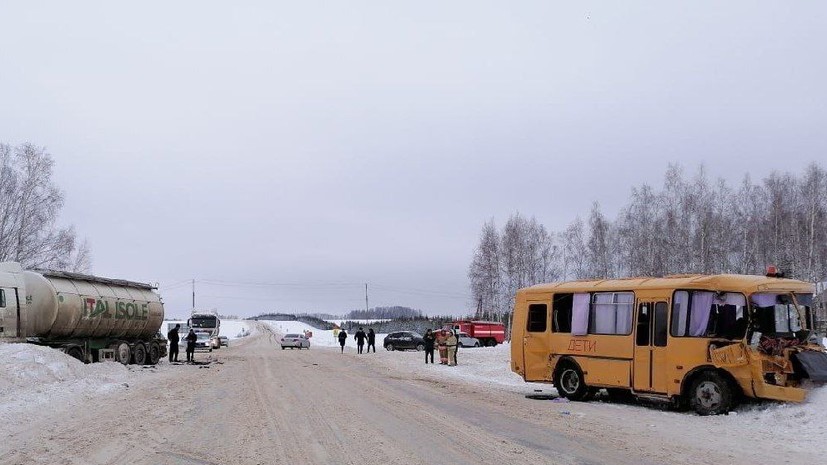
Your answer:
[0,262,166,365]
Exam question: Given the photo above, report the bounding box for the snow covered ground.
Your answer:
[263,319,582,393]
[0,343,134,426]
[161,319,255,339]
[219,319,255,339]
[2,320,826,459]
[261,319,827,433]
[323,318,391,324]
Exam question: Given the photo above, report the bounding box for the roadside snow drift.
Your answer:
[0,343,131,424]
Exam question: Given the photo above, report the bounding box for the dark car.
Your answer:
[384,331,425,351]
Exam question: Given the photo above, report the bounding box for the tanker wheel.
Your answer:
[115,342,131,365]
[66,346,85,363]
[148,341,161,365]
[132,342,148,365]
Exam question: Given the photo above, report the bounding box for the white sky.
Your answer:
[1,1,825,318]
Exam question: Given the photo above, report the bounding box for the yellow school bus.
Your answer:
[510,273,827,415]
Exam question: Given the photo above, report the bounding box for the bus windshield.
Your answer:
[750,293,810,336]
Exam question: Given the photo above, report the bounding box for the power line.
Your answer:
[197,279,364,289]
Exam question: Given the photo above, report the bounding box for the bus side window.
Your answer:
[552,293,573,333]
[527,304,548,333]
[654,302,668,347]
[636,304,650,346]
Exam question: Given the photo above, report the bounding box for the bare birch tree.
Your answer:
[0,143,91,272]
[470,162,827,317]
[468,219,502,319]
[562,217,588,279]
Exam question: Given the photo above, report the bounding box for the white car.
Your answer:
[456,332,480,348]
[280,334,310,350]
[194,333,213,351]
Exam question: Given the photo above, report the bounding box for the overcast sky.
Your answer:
[1,1,825,318]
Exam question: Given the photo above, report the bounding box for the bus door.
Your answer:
[633,301,669,393]
[522,301,551,381]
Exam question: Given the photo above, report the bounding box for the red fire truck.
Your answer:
[446,320,506,346]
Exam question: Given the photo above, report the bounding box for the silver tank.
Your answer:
[23,269,164,340]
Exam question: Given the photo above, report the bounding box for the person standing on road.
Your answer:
[436,329,448,365]
[366,328,376,353]
[167,324,180,362]
[423,329,436,364]
[185,329,198,362]
[445,330,458,366]
[338,329,348,353]
[354,327,367,354]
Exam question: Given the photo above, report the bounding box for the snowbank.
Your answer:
[0,343,132,424]
[365,342,551,394]
[161,319,254,340]
[262,320,385,348]
[219,319,255,339]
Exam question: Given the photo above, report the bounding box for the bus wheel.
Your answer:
[554,362,592,401]
[688,371,734,415]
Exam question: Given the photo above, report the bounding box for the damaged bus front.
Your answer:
[710,290,827,403]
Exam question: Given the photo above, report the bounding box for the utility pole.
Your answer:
[365,283,369,314]
[192,279,196,309]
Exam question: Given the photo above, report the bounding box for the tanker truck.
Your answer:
[0,262,167,365]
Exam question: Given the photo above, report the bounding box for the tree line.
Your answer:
[346,306,423,320]
[0,143,90,271]
[469,163,827,319]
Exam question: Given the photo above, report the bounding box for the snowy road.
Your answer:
[2,323,822,464]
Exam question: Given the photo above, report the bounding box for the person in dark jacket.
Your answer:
[423,329,436,364]
[354,327,367,354]
[185,329,198,362]
[366,328,376,353]
[167,324,180,362]
[338,329,348,353]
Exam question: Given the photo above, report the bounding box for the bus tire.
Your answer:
[688,371,735,415]
[554,361,593,401]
